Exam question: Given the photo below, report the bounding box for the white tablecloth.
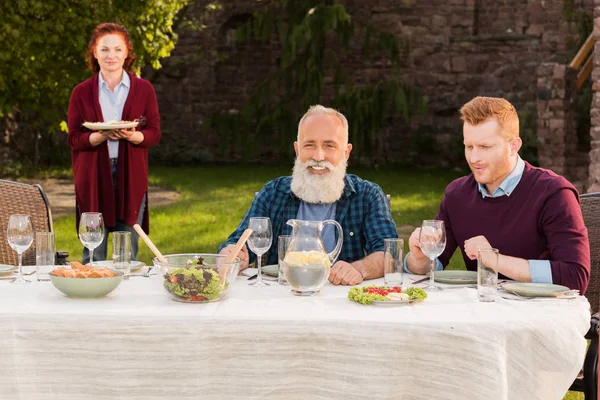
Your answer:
[0,272,590,400]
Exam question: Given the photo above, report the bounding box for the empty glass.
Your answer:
[247,217,272,287]
[112,231,131,278]
[35,232,55,281]
[383,238,404,286]
[477,248,499,302]
[79,212,104,266]
[277,235,291,285]
[7,214,34,284]
[419,220,446,292]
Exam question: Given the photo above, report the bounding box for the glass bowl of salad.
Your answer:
[152,253,240,303]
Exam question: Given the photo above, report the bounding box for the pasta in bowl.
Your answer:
[49,262,123,298]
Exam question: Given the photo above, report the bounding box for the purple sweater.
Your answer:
[436,162,590,293]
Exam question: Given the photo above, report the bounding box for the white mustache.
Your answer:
[306,160,333,170]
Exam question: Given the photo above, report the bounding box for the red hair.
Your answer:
[460,97,519,140]
[87,23,136,73]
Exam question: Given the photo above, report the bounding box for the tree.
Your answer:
[208,0,426,163]
[0,0,188,170]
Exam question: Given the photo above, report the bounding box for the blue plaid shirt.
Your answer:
[218,174,398,265]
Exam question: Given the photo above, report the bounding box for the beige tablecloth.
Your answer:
[0,273,590,400]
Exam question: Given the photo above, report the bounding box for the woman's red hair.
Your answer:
[87,23,136,74]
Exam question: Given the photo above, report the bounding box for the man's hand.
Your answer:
[405,227,441,274]
[408,227,428,261]
[329,260,363,286]
[219,244,250,271]
[463,235,492,260]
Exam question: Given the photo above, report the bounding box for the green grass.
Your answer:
[50,164,583,399]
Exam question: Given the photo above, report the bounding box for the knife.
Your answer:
[247,273,277,282]
[411,276,430,285]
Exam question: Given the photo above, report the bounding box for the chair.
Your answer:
[0,179,65,266]
[569,192,600,399]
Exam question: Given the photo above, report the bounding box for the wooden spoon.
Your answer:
[133,224,167,263]
[220,229,253,285]
[224,229,253,263]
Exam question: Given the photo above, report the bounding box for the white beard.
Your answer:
[291,158,347,204]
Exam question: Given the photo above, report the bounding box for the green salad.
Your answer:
[348,285,427,305]
[164,264,223,302]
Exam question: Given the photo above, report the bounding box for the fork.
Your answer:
[142,267,153,277]
[500,289,578,301]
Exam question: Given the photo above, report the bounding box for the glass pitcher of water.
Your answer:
[282,219,343,296]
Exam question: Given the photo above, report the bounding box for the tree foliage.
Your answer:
[208,0,426,163]
[0,0,188,168]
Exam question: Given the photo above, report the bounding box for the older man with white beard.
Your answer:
[218,105,397,285]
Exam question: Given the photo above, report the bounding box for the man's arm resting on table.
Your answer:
[329,251,384,286]
[353,251,384,280]
[405,252,438,275]
[480,253,552,284]
[464,235,552,283]
[404,250,551,284]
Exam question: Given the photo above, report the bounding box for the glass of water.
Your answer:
[277,235,291,285]
[7,214,34,284]
[383,238,403,286]
[35,232,55,281]
[247,217,272,287]
[79,212,104,266]
[112,231,131,278]
[477,248,499,302]
[419,220,446,292]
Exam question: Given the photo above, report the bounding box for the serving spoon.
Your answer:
[133,224,167,276]
[220,229,253,285]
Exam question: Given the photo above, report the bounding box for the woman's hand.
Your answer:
[89,131,111,146]
[107,128,144,144]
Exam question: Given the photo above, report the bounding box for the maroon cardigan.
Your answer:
[436,162,590,293]
[67,72,161,234]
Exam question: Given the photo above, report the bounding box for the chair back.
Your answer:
[0,180,53,266]
[581,193,600,313]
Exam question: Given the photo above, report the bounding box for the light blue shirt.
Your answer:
[296,201,337,254]
[404,155,553,283]
[98,72,130,159]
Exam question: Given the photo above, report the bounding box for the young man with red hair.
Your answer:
[405,97,590,293]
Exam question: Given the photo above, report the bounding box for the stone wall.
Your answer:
[590,0,600,192]
[536,63,590,193]
[148,0,593,167]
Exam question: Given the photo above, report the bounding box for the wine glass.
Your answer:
[7,214,34,284]
[79,212,105,266]
[419,220,446,292]
[247,217,272,287]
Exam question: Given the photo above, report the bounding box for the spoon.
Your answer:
[220,229,253,285]
[224,229,253,264]
[133,224,167,264]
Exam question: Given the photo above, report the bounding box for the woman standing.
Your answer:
[67,23,161,263]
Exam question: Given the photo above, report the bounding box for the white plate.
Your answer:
[0,264,16,275]
[371,299,420,306]
[83,121,139,130]
[501,282,570,298]
[90,260,145,272]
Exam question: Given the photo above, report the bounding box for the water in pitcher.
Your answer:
[283,250,331,295]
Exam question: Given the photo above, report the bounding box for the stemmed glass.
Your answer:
[247,217,272,287]
[79,212,105,266]
[7,214,34,284]
[419,220,446,292]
